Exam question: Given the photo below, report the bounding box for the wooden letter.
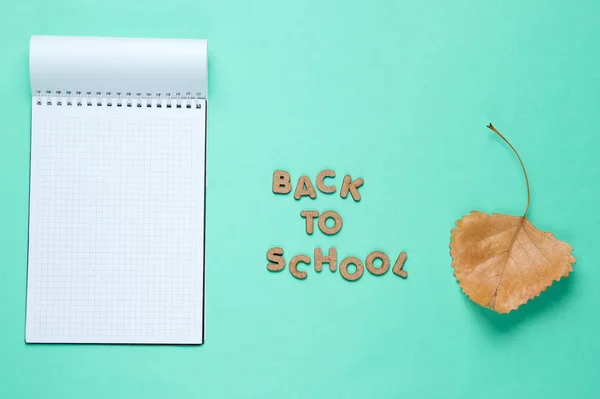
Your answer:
[289,255,311,279]
[392,252,408,278]
[273,170,292,194]
[317,210,343,235]
[365,251,390,275]
[294,175,317,200]
[300,210,319,235]
[314,248,337,272]
[266,247,285,272]
[316,169,336,194]
[340,175,364,201]
[339,256,364,281]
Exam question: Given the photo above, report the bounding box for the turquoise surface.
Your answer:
[1,0,599,397]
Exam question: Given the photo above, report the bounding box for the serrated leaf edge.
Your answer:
[449,211,575,314]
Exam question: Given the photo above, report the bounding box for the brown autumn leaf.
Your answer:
[450,124,575,313]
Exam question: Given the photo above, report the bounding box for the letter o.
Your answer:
[339,256,364,281]
[365,251,390,275]
[317,210,342,235]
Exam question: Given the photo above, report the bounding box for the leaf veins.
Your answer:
[449,124,575,313]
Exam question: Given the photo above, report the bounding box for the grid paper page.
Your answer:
[26,100,206,344]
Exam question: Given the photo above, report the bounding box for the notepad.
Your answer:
[25,36,207,344]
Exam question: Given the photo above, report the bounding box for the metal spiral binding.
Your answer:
[34,91,203,109]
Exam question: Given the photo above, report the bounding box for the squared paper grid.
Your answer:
[26,100,206,344]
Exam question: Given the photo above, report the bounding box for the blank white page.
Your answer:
[26,99,206,344]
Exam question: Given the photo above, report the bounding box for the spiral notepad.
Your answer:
[25,35,207,344]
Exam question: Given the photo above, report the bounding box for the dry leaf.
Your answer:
[450,124,575,313]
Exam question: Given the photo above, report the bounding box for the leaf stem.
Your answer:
[487,123,530,218]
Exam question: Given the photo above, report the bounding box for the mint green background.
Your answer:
[1,1,599,398]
